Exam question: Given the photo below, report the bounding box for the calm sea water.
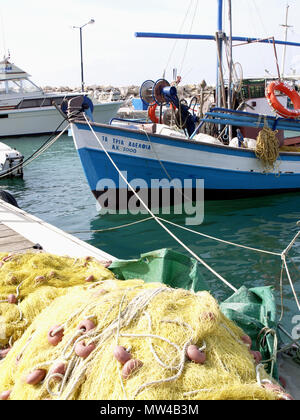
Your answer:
[1,134,299,333]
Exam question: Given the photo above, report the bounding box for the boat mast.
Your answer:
[216,0,223,108]
[227,0,233,141]
[280,4,292,78]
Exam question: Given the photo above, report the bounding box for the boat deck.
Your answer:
[0,199,115,261]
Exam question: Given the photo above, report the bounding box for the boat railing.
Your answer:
[192,107,300,136]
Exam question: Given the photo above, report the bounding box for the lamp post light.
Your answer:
[73,19,95,92]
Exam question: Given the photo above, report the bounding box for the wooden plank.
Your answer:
[0,234,33,246]
[0,224,12,232]
[0,222,35,253]
[0,241,34,253]
[0,229,20,239]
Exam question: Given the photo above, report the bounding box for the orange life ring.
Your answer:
[148,103,177,123]
[148,103,159,123]
[266,81,300,119]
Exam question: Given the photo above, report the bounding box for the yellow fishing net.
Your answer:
[0,252,113,347]
[255,127,280,170]
[0,252,286,400]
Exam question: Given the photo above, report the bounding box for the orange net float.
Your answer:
[266,80,300,119]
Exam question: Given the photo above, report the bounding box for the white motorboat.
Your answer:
[0,57,123,137]
[0,142,23,177]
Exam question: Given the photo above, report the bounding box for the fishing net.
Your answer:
[255,127,280,170]
[0,252,287,400]
[0,252,113,347]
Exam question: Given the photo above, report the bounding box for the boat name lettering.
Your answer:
[112,138,124,145]
[101,136,108,142]
[122,147,136,154]
[128,141,151,150]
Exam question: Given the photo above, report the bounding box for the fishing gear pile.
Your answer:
[0,252,292,400]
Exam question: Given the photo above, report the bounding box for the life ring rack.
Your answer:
[266,80,300,119]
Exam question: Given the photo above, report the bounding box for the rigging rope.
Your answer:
[0,114,72,178]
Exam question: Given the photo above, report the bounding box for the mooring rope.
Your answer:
[82,114,238,293]
[80,114,300,308]
[0,122,70,179]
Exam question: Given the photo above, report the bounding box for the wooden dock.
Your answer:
[0,222,36,253]
[0,199,115,261]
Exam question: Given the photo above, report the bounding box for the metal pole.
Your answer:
[216,0,223,108]
[80,27,84,92]
[227,0,233,141]
[73,20,95,93]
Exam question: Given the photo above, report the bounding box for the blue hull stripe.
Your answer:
[77,147,300,191]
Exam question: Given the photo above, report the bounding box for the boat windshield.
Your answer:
[0,79,42,94]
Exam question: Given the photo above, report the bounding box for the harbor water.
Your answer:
[1,134,300,334]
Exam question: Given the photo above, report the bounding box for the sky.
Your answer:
[1,0,300,88]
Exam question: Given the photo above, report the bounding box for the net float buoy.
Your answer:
[7,294,17,304]
[186,345,206,364]
[241,335,252,348]
[78,319,96,333]
[0,390,11,400]
[26,369,47,385]
[48,271,56,278]
[48,325,64,346]
[2,255,13,262]
[49,362,66,381]
[35,276,46,284]
[84,275,95,283]
[102,260,112,268]
[92,288,107,298]
[122,359,143,379]
[0,347,11,359]
[8,276,18,285]
[250,350,262,364]
[200,312,216,322]
[75,341,96,358]
[113,346,131,365]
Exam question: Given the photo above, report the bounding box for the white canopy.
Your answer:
[0,59,31,81]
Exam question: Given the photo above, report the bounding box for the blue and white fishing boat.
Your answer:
[68,0,300,205]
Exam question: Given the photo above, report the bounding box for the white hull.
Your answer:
[0,101,123,137]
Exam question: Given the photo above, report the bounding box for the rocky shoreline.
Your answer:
[42,81,214,103]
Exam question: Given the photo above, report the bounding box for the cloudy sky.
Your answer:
[1,0,300,88]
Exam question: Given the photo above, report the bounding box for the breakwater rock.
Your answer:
[42,81,214,103]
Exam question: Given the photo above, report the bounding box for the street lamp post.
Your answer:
[73,19,95,92]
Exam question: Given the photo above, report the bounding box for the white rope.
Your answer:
[133,339,192,399]
[281,254,300,311]
[157,217,281,257]
[0,124,69,179]
[82,115,237,293]
[67,216,153,234]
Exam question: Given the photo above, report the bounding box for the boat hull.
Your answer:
[71,121,300,202]
[0,102,123,138]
